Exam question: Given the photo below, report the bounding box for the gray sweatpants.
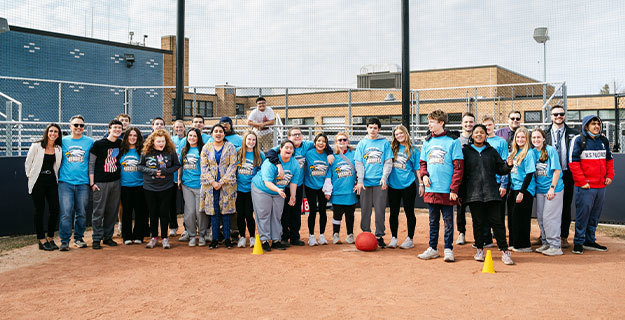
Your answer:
[360,185,387,237]
[251,185,284,241]
[182,185,208,237]
[536,190,563,248]
[92,180,121,242]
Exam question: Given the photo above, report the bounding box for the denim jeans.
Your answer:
[573,187,605,245]
[58,181,90,244]
[428,204,454,250]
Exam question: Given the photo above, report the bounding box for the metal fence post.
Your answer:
[5,101,13,156]
[348,89,352,128]
[415,90,420,124]
[193,87,197,115]
[124,88,128,115]
[58,82,62,122]
[285,88,289,125]
[562,83,568,111]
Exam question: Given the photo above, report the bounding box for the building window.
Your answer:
[184,100,194,117]
[579,110,597,119]
[598,109,615,120]
[524,111,542,123]
[566,110,580,121]
[236,103,245,116]
[197,101,213,118]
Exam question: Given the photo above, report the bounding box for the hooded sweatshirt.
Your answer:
[568,115,614,188]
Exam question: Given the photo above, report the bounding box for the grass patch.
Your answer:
[598,225,625,241]
[0,234,37,253]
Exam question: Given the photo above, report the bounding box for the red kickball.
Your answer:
[355,232,378,251]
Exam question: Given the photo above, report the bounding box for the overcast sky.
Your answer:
[2,0,625,95]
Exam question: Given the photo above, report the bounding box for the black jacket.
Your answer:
[460,143,512,204]
[544,123,578,167]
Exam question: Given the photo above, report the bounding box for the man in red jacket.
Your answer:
[568,115,614,254]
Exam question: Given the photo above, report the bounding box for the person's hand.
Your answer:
[211,181,221,190]
[278,189,286,199]
[423,176,431,188]
[354,183,365,195]
[325,194,331,200]
[288,195,296,206]
[516,192,524,203]
[91,184,100,192]
[499,187,507,198]
[449,192,458,201]
[418,185,425,197]
[606,178,613,185]
[327,154,335,165]
[380,180,387,191]
[547,188,555,200]
[581,183,590,189]
[178,181,182,189]
[507,154,515,166]
[277,166,285,180]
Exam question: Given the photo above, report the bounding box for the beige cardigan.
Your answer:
[24,142,62,194]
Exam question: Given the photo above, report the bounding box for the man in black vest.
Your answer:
[544,104,578,248]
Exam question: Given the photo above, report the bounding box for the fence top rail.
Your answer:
[410,81,565,92]
[0,92,23,106]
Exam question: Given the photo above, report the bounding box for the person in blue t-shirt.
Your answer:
[178,128,208,247]
[251,140,300,252]
[304,133,331,246]
[57,115,94,251]
[355,118,393,248]
[417,110,464,262]
[507,127,536,253]
[235,131,265,248]
[324,132,358,245]
[387,125,422,249]
[119,127,148,244]
[531,129,564,256]
[220,116,243,150]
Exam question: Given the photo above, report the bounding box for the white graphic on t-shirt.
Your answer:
[364,148,383,165]
[296,156,306,169]
[183,154,199,170]
[535,162,548,177]
[309,161,328,176]
[427,146,447,165]
[335,163,353,178]
[393,153,409,170]
[65,147,86,163]
[276,171,294,187]
[121,157,139,172]
[238,159,255,176]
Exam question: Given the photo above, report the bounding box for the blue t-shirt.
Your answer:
[236,151,266,192]
[59,135,94,185]
[420,135,463,194]
[328,150,358,205]
[120,148,143,187]
[487,136,509,185]
[388,144,421,189]
[354,137,393,187]
[471,145,486,153]
[252,157,301,195]
[271,140,315,186]
[533,146,564,194]
[225,134,243,149]
[180,147,201,189]
[510,149,537,196]
[172,135,185,149]
[304,149,330,190]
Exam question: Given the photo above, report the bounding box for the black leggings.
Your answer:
[281,185,303,241]
[469,201,508,250]
[144,189,171,239]
[236,191,255,237]
[305,186,327,234]
[120,186,148,241]
[332,204,355,235]
[30,174,59,239]
[507,189,534,249]
[388,182,417,239]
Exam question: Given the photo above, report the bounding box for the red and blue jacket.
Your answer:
[568,115,614,188]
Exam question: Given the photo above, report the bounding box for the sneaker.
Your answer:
[261,241,271,252]
[117,223,122,237]
[308,235,318,246]
[474,248,485,261]
[346,234,355,244]
[484,243,496,248]
[535,244,550,253]
[189,237,197,247]
[281,240,292,248]
[291,239,305,246]
[133,239,143,244]
[225,239,233,249]
[418,247,440,260]
[501,250,514,265]
[198,236,206,247]
[206,233,213,242]
[456,233,466,245]
[92,241,101,250]
[443,248,455,262]
[59,242,69,251]
[572,244,584,254]
[162,238,170,249]
[168,228,177,237]
[531,238,542,246]
[49,240,59,250]
[543,247,564,256]
[124,240,132,245]
[74,239,87,248]
[250,236,255,248]
[179,231,190,242]
[39,241,53,251]
[388,237,398,248]
[332,233,341,244]
[271,241,286,250]
[318,234,328,245]
[209,240,218,249]
[400,237,414,249]
[561,238,571,248]
[103,239,118,247]
[511,247,532,253]
[377,237,386,249]
[237,237,247,248]
[583,242,608,252]
[146,237,157,249]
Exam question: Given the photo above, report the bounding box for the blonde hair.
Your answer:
[511,127,531,165]
[333,131,355,154]
[143,129,176,154]
[237,131,263,167]
[391,125,413,161]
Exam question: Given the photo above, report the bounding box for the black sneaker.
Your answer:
[377,237,386,249]
[271,241,286,250]
[59,242,69,251]
[92,241,102,250]
[262,241,271,252]
[209,240,219,249]
[572,244,584,254]
[281,240,292,248]
[583,242,607,252]
[225,239,233,249]
[103,239,118,247]
[49,240,59,250]
[39,241,54,251]
[290,239,305,246]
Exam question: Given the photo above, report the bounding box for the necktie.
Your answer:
[555,130,562,154]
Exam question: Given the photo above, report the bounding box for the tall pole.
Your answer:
[401,0,410,132]
[175,0,185,121]
[542,42,547,121]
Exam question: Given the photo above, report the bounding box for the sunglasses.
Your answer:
[72,123,85,128]
[552,112,565,117]
[337,138,348,142]
[509,117,521,121]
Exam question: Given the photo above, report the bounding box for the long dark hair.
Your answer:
[468,124,488,145]
[182,128,205,160]
[39,123,62,148]
[120,127,144,155]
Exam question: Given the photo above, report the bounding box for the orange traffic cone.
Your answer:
[482,249,495,274]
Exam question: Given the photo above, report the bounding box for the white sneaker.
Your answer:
[179,231,190,242]
[535,244,550,253]
[117,223,122,237]
[162,238,170,249]
[474,248,485,261]
[250,236,255,248]
[388,237,398,248]
[418,247,440,260]
[542,247,563,256]
[400,237,414,249]
[511,247,532,253]
[188,237,197,247]
[456,233,466,245]
[308,235,319,246]
[146,237,157,249]
[346,234,355,244]
[124,240,132,245]
[168,228,177,237]
[501,250,514,265]
[318,234,328,245]
[237,237,246,248]
[332,233,341,244]
[198,236,206,247]
[133,239,142,244]
[443,248,455,262]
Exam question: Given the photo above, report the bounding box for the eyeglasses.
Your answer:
[337,138,348,142]
[289,133,302,137]
[509,117,521,121]
[551,112,565,117]
[72,123,85,128]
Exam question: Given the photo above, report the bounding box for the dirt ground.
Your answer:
[1,209,624,319]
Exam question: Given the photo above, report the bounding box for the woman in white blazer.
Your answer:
[24,123,63,251]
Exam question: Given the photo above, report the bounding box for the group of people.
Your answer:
[24,97,614,265]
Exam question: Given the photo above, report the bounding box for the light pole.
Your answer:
[534,27,549,121]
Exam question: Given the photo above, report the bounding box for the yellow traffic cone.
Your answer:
[252,236,264,255]
[482,249,495,274]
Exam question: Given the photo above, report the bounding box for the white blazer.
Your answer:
[24,142,62,194]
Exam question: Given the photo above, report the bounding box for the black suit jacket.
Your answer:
[544,123,579,167]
